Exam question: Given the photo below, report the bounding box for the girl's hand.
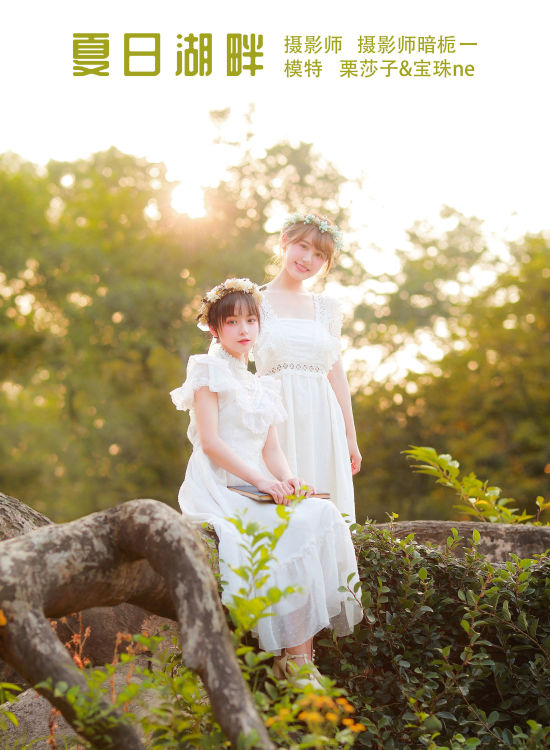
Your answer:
[285,477,315,498]
[348,439,362,475]
[255,478,295,505]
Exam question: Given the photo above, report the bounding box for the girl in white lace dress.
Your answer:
[171,278,362,680]
[255,213,362,523]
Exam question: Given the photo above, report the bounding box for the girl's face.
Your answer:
[213,308,259,361]
[282,232,327,281]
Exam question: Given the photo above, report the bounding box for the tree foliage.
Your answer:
[0,142,349,520]
[352,222,549,522]
[0,137,548,523]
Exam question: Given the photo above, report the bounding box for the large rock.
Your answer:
[378,519,550,561]
[53,606,175,666]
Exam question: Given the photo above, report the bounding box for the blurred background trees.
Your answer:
[351,228,550,520]
[1,137,548,522]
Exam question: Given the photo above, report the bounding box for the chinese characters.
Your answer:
[72,32,477,81]
[73,33,264,77]
[282,34,477,79]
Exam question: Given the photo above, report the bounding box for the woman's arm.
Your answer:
[261,425,293,481]
[194,387,295,503]
[262,426,313,502]
[261,425,312,498]
[327,358,362,475]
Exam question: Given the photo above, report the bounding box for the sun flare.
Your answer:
[171,184,206,219]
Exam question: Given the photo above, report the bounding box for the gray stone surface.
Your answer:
[377,519,550,561]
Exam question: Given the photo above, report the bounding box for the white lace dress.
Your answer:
[170,346,362,652]
[254,293,356,523]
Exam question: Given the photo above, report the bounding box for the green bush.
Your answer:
[317,521,550,748]
[4,456,550,748]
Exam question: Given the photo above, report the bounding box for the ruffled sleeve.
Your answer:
[170,354,236,412]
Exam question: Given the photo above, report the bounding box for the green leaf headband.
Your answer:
[282,213,344,252]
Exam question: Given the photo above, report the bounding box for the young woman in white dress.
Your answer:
[170,278,362,682]
[254,214,362,523]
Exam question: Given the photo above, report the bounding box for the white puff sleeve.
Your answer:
[170,355,237,412]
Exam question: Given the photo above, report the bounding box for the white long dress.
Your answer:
[170,346,362,653]
[254,293,356,523]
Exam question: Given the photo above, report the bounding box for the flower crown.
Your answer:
[282,213,344,252]
[196,277,262,331]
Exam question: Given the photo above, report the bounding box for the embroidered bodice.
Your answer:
[254,293,343,377]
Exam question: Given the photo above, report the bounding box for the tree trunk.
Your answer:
[0,493,169,686]
[0,499,274,750]
[0,491,52,541]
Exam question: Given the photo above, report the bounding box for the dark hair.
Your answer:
[208,291,260,335]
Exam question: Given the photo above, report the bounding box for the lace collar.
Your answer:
[209,340,248,373]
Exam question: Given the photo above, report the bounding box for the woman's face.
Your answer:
[282,232,327,281]
[213,308,259,361]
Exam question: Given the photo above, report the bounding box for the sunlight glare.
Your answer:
[171,184,206,219]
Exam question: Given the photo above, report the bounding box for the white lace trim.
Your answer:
[264,362,326,376]
[259,291,276,325]
[316,295,343,338]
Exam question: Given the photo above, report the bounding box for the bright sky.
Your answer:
[2,0,549,268]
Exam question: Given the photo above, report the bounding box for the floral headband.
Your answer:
[282,213,344,252]
[196,277,262,331]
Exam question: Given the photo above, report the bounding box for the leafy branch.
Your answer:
[403,446,550,525]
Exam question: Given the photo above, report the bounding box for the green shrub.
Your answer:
[317,521,550,748]
[5,456,550,748]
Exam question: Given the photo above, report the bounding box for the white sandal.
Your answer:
[272,652,323,689]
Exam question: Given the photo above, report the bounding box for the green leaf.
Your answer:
[2,710,18,727]
[423,714,442,732]
[517,611,529,632]
[53,681,69,697]
[364,609,376,624]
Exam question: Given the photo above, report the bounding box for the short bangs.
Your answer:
[208,291,260,333]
